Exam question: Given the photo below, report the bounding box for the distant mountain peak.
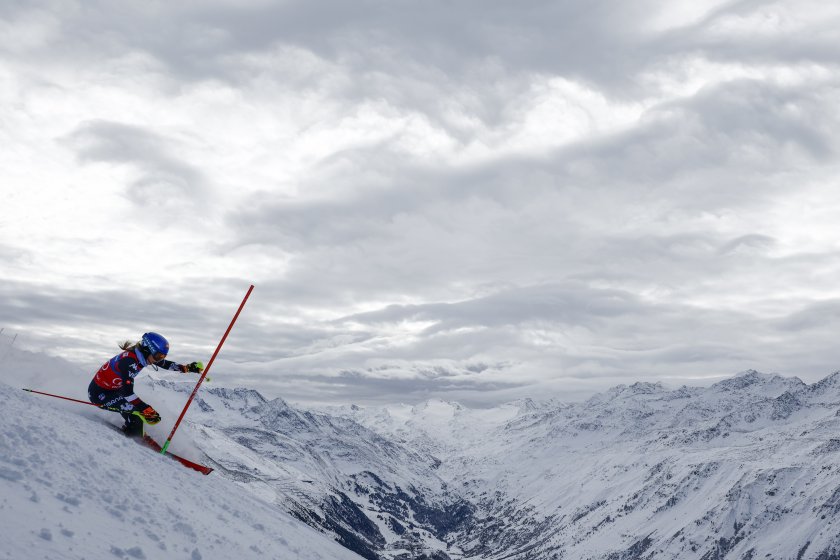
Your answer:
[808,370,840,394]
[711,369,804,393]
[207,385,268,405]
[413,398,465,414]
[510,397,539,413]
[628,381,665,393]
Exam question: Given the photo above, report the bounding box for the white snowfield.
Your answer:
[0,342,362,560]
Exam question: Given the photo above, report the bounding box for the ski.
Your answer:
[23,389,214,475]
[140,435,214,475]
[101,420,214,475]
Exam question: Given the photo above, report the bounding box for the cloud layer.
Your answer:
[2,1,840,405]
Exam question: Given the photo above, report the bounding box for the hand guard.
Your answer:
[137,406,161,425]
[182,361,204,374]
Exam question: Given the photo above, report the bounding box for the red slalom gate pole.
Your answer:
[23,388,101,407]
[22,388,128,415]
[161,284,254,455]
[24,389,106,410]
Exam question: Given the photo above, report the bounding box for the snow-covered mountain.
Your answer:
[140,380,474,559]
[325,373,840,560]
[5,332,840,559]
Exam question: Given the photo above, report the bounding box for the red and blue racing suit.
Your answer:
[88,348,184,414]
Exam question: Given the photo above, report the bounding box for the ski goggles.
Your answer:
[149,352,167,363]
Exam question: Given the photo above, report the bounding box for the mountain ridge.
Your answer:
[323,369,840,559]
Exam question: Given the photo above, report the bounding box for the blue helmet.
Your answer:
[140,332,169,358]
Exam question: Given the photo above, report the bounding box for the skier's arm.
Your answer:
[113,355,141,387]
[157,359,205,374]
[111,355,143,399]
[156,359,180,372]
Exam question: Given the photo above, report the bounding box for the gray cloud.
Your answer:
[340,283,646,330]
[777,300,840,332]
[225,77,832,310]
[3,0,840,406]
[217,278,839,405]
[717,234,777,256]
[18,0,836,127]
[63,120,210,209]
[0,277,252,365]
[63,0,656,81]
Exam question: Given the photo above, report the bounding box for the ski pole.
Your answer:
[161,284,254,455]
[22,388,128,414]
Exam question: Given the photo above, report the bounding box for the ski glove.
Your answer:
[137,406,161,425]
[127,398,161,425]
[180,361,205,374]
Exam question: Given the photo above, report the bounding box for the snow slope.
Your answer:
[0,337,363,560]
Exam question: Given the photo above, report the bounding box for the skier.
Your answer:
[88,332,204,436]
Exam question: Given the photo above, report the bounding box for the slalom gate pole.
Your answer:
[161,284,254,455]
[22,388,126,414]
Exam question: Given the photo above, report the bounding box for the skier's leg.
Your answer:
[121,412,144,437]
[90,384,142,436]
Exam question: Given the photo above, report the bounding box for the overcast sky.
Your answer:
[2,0,840,407]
